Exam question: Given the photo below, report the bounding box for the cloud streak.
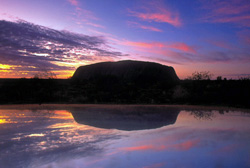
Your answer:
[120,139,199,152]
[143,163,165,168]
[120,145,165,152]
[67,0,104,29]
[128,1,181,27]
[201,0,250,27]
[67,0,78,6]
[127,21,163,32]
[237,30,250,46]
[123,41,196,54]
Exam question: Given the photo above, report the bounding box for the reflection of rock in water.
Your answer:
[70,106,180,131]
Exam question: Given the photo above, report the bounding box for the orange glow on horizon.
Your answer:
[51,110,73,119]
[0,61,190,79]
[0,64,13,69]
[0,119,8,124]
[0,116,17,124]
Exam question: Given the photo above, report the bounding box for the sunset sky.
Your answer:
[0,0,249,79]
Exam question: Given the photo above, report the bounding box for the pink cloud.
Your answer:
[169,139,200,151]
[123,41,196,53]
[120,145,166,152]
[131,12,181,27]
[123,41,165,48]
[170,42,196,54]
[201,0,250,27]
[143,56,183,65]
[67,0,99,21]
[139,25,162,32]
[85,22,105,29]
[67,0,78,6]
[158,50,194,62]
[128,2,181,27]
[120,139,199,153]
[212,144,239,154]
[128,21,163,32]
[120,145,154,151]
[237,30,250,46]
[75,7,99,21]
[143,163,165,168]
[208,40,233,49]
[67,0,105,30]
[212,16,250,27]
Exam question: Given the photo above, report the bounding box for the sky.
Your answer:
[0,0,249,79]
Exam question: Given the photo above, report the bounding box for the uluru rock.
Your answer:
[72,60,179,82]
[69,106,180,131]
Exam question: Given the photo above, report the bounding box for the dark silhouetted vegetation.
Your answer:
[186,71,213,80]
[0,76,249,108]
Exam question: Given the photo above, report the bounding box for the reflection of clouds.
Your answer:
[120,145,165,152]
[213,144,240,154]
[27,133,45,137]
[0,109,122,168]
[0,106,250,168]
[0,118,17,124]
[119,138,200,152]
[169,139,200,151]
[94,110,250,168]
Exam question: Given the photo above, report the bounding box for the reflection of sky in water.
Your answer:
[0,106,250,168]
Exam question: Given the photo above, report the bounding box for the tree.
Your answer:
[33,70,57,79]
[217,76,222,80]
[187,71,213,80]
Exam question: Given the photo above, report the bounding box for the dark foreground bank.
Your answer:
[0,78,249,108]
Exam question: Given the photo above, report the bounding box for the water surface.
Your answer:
[0,105,250,168]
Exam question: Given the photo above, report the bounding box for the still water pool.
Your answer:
[0,105,250,168]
